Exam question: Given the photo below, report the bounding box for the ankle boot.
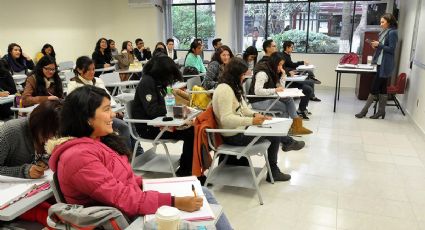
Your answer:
[370,94,387,119]
[289,117,312,135]
[355,94,376,118]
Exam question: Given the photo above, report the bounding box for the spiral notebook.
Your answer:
[143,176,215,222]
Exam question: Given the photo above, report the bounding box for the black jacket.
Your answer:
[134,48,152,61]
[249,56,277,103]
[0,58,17,94]
[91,50,112,69]
[132,74,167,133]
[282,52,304,74]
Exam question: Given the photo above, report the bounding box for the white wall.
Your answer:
[0,0,163,63]
[397,0,425,133]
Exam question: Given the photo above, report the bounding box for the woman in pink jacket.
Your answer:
[48,85,233,229]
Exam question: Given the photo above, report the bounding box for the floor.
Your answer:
[201,87,425,230]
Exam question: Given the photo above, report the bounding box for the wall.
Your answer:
[397,0,425,133]
[0,0,163,63]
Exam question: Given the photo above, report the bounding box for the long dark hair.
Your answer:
[33,55,63,98]
[268,52,285,84]
[143,55,182,86]
[381,13,398,28]
[218,57,248,102]
[121,41,133,54]
[29,100,62,156]
[7,43,26,64]
[211,45,234,64]
[243,46,258,65]
[94,38,112,60]
[41,43,56,58]
[60,85,130,157]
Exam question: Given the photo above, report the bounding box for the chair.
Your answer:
[58,61,74,71]
[373,73,407,116]
[204,129,274,205]
[123,100,180,176]
[243,77,284,117]
[100,72,138,95]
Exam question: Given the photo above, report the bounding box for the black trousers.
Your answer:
[371,66,388,95]
[289,82,313,111]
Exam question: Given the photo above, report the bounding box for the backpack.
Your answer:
[190,85,211,110]
[339,52,359,65]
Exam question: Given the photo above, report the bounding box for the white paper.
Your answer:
[0,169,53,183]
[262,118,292,125]
[296,65,315,70]
[143,176,215,221]
[277,88,304,98]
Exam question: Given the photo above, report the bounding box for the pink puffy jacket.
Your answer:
[48,137,171,218]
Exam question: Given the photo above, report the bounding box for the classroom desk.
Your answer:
[125,204,222,230]
[117,68,143,80]
[103,80,139,95]
[285,75,307,87]
[0,189,52,221]
[12,75,27,85]
[0,95,15,105]
[333,64,377,112]
[246,88,304,113]
[95,66,116,75]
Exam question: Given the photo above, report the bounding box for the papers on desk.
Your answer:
[172,82,187,89]
[286,75,307,82]
[296,65,315,70]
[143,176,215,221]
[277,88,304,98]
[0,170,53,208]
[338,64,375,70]
[262,117,292,125]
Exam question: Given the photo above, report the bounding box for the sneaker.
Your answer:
[297,110,310,120]
[266,171,291,182]
[310,96,321,102]
[304,109,312,115]
[282,139,305,152]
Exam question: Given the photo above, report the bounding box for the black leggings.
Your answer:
[371,66,388,95]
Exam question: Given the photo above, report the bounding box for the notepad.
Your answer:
[262,118,292,125]
[143,176,215,222]
[277,88,304,98]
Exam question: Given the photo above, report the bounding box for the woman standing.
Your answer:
[355,13,398,119]
[21,55,63,107]
[203,45,233,90]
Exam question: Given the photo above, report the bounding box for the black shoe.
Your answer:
[297,110,310,120]
[304,109,312,115]
[282,139,305,152]
[310,97,321,102]
[175,167,192,177]
[266,171,291,182]
[197,175,207,186]
[310,77,321,84]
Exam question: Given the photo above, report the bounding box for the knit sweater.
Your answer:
[203,61,222,90]
[0,118,34,178]
[212,83,254,136]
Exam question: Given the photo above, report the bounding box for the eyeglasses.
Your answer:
[43,67,56,72]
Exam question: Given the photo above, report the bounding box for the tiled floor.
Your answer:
[205,87,425,230]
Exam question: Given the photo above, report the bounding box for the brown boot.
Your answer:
[289,117,313,135]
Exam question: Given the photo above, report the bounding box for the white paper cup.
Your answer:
[367,56,372,65]
[156,206,180,230]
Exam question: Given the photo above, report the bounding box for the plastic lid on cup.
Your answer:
[155,206,180,221]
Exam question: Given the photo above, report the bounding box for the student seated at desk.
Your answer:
[184,40,206,74]
[132,55,195,177]
[212,57,305,182]
[21,55,63,107]
[35,43,56,63]
[134,38,152,61]
[152,42,168,57]
[0,58,17,119]
[92,38,113,77]
[67,56,143,156]
[115,41,137,81]
[203,45,233,90]
[249,52,312,135]
[2,43,34,75]
[48,86,233,229]
[108,39,119,57]
[243,46,258,72]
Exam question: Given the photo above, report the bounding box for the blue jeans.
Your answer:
[251,98,298,119]
[202,187,233,230]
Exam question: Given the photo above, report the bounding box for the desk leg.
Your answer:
[338,73,341,100]
[333,72,339,112]
[264,97,280,113]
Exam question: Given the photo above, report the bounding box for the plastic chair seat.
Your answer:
[217,140,271,157]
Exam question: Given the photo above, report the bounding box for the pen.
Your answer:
[192,184,197,197]
[257,125,272,128]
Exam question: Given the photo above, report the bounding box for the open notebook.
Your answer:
[143,176,215,222]
[0,170,52,209]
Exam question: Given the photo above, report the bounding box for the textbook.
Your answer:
[143,176,215,222]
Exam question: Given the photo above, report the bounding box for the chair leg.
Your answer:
[162,143,176,177]
[131,140,141,168]
[263,152,274,184]
[246,156,264,205]
[394,96,406,116]
[204,152,221,186]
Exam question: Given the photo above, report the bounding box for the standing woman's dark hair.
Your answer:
[381,13,398,28]
[60,85,130,157]
[218,57,248,102]
[33,55,63,98]
[41,44,56,58]
[143,55,183,85]
[211,45,234,64]
[29,100,62,156]
[73,56,94,77]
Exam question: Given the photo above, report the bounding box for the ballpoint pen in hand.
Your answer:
[192,184,197,197]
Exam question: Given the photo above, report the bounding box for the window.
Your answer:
[243,0,392,54]
[169,0,216,50]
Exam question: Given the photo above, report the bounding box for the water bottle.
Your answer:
[164,86,175,117]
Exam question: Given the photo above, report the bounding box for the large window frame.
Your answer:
[244,0,392,54]
[168,0,216,51]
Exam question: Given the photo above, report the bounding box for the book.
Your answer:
[143,176,215,222]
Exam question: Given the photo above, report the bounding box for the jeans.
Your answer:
[202,187,233,230]
[251,98,298,119]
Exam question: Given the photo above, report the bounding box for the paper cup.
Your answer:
[367,56,372,65]
[156,206,180,230]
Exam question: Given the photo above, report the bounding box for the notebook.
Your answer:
[143,176,215,222]
[277,88,304,98]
